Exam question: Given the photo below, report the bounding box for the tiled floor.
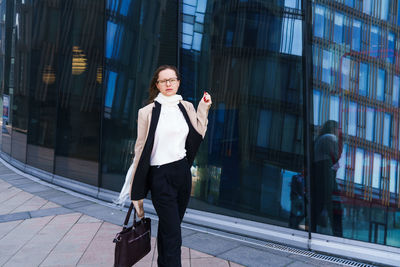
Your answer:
[0,160,359,267]
[0,177,244,267]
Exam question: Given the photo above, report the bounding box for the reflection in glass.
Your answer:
[333,12,343,44]
[313,1,400,247]
[376,68,385,101]
[314,5,324,38]
[352,20,361,51]
[180,0,305,229]
[101,0,178,191]
[358,63,368,96]
[322,50,331,84]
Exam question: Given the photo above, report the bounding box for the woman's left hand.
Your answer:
[202,92,212,105]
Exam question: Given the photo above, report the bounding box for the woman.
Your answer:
[118,65,211,266]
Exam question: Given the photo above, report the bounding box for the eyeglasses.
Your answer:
[157,78,179,86]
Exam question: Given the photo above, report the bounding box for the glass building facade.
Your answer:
[0,0,399,264]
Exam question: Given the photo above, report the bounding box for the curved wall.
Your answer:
[1,0,400,265]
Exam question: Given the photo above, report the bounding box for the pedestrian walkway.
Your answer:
[0,160,365,267]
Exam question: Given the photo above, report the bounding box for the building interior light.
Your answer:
[42,65,55,85]
[72,46,87,75]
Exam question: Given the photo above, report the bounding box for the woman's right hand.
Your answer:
[132,200,144,219]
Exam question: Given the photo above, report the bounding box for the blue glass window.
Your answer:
[398,1,400,25]
[383,113,391,147]
[313,90,321,125]
[366,107,375,141]
[372,153,382,188]
[390,160,397,193]
[363,0,372,15]
[381,0,389,21]
[192,32,202,51]
[197,0,207,13]
[341,57,350,90]
[257,110,272,148]
[359,63,368,96]
[370,26,380,57]
[393,75,399,106]
[183,3,196,15]
[314,5,325,38]
[284,0,301,9]
[329,95,339,122]
[105,71,118,108]
[352,20,361,52]
[337,144,347,180]
[119,0,131,16]
[354,148,364,184]
[348,101,357,136]
[387,32,395,63]
[377,68,385,101]
[322,50,332,84]
[106,21,121,59]
[280,18,302,56]
[107,0,118,12]
[344,0,354,7]
[333,12,344,44]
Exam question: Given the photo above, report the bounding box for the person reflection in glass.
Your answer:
[289,170,306,230]
[311,120,343,237]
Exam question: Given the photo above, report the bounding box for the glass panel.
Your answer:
[341,57,350,90]
[344,0,354,7]
[54,1,104,185]
[363,0,372,15]
[366,107,375,141]
[372,153,381,189]
[180,1,306,229]
[314,5,325,38]
[348,101,357,136]
[381,0,389,21]
[101,0,178,191]
[383,113,391,147]
[280,18,302,56]
[352,20,361,52]
[377,68,385,101]
[25,2,60,172]
[313,90,321,125]
[354,148,364,184]
[390,160,397,193]
[387,32,395,63]
[370,26,380,58]
[329,95,339,122]
[393,75,399,106]
[322,50,332,84]
[359,62,368,96]
[333,12,343,44]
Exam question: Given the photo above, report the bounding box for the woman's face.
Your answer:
[156,68,180,97]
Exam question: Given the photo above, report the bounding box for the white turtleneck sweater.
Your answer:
[150,93,189,166]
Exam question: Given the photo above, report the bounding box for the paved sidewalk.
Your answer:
[0,161,357,267]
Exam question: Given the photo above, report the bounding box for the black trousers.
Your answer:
[149,158,192,267]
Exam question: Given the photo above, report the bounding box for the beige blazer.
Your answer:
[129,99,210,215]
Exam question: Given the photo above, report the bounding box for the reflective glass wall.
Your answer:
[1,0,400,253]
[100,0,178,191]
[179,0,306,228]
[312,0,400,246]
[1,0,104,184]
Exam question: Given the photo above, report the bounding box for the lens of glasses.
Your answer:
[158,78,178,85]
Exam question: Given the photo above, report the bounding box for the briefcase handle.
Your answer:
[122,203,139,230]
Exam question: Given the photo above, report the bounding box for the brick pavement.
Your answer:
[0,177,243,266]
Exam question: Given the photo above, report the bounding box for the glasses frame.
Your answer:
[156,77,179,86]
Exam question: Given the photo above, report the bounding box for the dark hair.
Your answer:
[319,120,338,137]
[147,65,181,104]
